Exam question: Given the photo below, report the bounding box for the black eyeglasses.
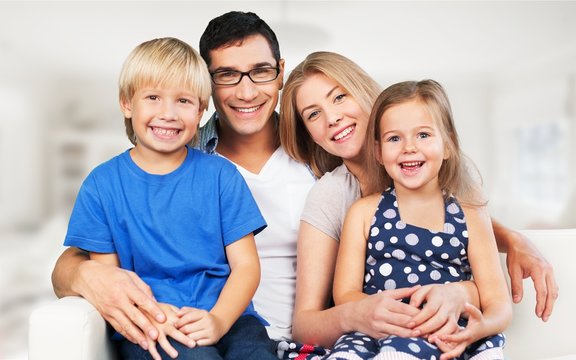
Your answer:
[210,67,280,85]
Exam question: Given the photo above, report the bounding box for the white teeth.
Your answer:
[153,127,179,136]
[334,126,354,140]
[236,106,260,113]
[401,161,423,167]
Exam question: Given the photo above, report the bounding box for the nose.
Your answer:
[160,101,177,121]
[327,109,342,127]
[234,74,258,102]
[404,139,417,153]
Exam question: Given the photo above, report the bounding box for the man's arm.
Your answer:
[492,218,559,321]
[51,247,166,348]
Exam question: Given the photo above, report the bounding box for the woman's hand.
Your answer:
[407,283,470,338]
[346,286,422,339]
[505,230,558,321]
[430,303,487,360]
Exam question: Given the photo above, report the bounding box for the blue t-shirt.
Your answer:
[64,146,267,319]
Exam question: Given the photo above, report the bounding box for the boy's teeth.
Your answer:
[154,128,178,136]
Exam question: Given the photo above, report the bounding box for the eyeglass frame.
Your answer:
[210,66,280,86]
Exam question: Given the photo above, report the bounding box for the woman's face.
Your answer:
[295,73,368,160]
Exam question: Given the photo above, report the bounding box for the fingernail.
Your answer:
[156,314,165,322]
[140,341,148,350]
[513,295,520,303]
[148,329,158,338]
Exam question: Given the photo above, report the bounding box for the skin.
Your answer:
[50,35,558,354]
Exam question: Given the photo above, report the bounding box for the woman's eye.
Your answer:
[307,110,320,120]
[334,93,346,102]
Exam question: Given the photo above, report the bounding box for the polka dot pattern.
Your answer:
[363,189,470,295]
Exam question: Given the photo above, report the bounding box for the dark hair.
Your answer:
[199,11,280,68]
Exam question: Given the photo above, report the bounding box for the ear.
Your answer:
[443,143,451,160]
[277,58,285,91]
[196,109,206,126]
[119,97,132,119]
[375,140,384,165]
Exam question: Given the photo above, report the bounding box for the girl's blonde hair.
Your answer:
[365,79,486,205]
[279,51,381,178]
[118,37,212,145]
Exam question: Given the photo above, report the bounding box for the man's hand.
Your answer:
[75,260,166,348]
[506,231,559,321]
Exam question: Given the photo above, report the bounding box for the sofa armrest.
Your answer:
[28,296,118,360]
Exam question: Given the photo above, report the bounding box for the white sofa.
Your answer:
[29,229,576,360]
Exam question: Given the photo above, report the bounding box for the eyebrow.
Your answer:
[299,85,340,117]
[211,61,276,73]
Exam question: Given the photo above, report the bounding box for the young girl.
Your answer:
[331,80,512,360]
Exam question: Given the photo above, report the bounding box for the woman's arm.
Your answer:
[51,247,165,348]
[437,206,513,359]
[492,218,558,321]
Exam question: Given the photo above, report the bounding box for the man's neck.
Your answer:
[216,117,278,174]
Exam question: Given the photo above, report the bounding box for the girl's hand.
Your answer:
[347,286,422,339]
[408,283,468,337]
[144,303,196,360]
[176,307,227,346]
[430,303,486,360]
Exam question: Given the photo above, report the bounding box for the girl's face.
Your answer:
[376,99,449,193]
[296,73,368,161]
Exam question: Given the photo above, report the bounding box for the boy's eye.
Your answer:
[148,95,158,100]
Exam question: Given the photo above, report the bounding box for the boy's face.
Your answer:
[208,34,284,137]
[121,85,204,158]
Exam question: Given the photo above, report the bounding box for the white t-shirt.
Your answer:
[224,147,315,341]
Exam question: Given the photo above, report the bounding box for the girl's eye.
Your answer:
[387,135,400,142]
[418,132,430,139]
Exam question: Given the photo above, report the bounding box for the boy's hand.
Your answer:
[144,303,196,360]
[175,307,227,346]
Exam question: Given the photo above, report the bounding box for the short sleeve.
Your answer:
[64,175,116,253]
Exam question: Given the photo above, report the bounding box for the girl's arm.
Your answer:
[436,206,513,359]
[177,234,260,346]
[293,196,420,348]
[492,218,558,321]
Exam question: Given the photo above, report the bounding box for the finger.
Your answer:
[122,300,161,341]
[127,273,166,324]
[439,343,466,360]
[408,286,430,308]
[107,310,148,347]
[541,272,559,321]
[166,326,196,348]
[422,317,458,339]
[387,285,422,301]
[175,309,207,328]
[531,269,549,319]
[507,262,524,304]
[157,334,179,359]
[408,305,437,329]
[147,340,162,360]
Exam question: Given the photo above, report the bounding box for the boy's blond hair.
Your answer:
[118,37,212,145]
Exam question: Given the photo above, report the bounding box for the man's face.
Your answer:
[208,34,284,137]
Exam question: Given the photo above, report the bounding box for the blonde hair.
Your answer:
[279,51,381,178]
[365,79,486,205]
[118,37,212,145]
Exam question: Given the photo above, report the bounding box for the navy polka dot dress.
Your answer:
[327,188,505,360]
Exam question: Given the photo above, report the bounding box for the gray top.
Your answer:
[300,164,361,241]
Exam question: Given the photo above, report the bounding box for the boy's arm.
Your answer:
[51,247,165,348]
[176,234,260,345]
[491,218,558,321]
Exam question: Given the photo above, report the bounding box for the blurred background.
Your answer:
[1,1,575,358]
